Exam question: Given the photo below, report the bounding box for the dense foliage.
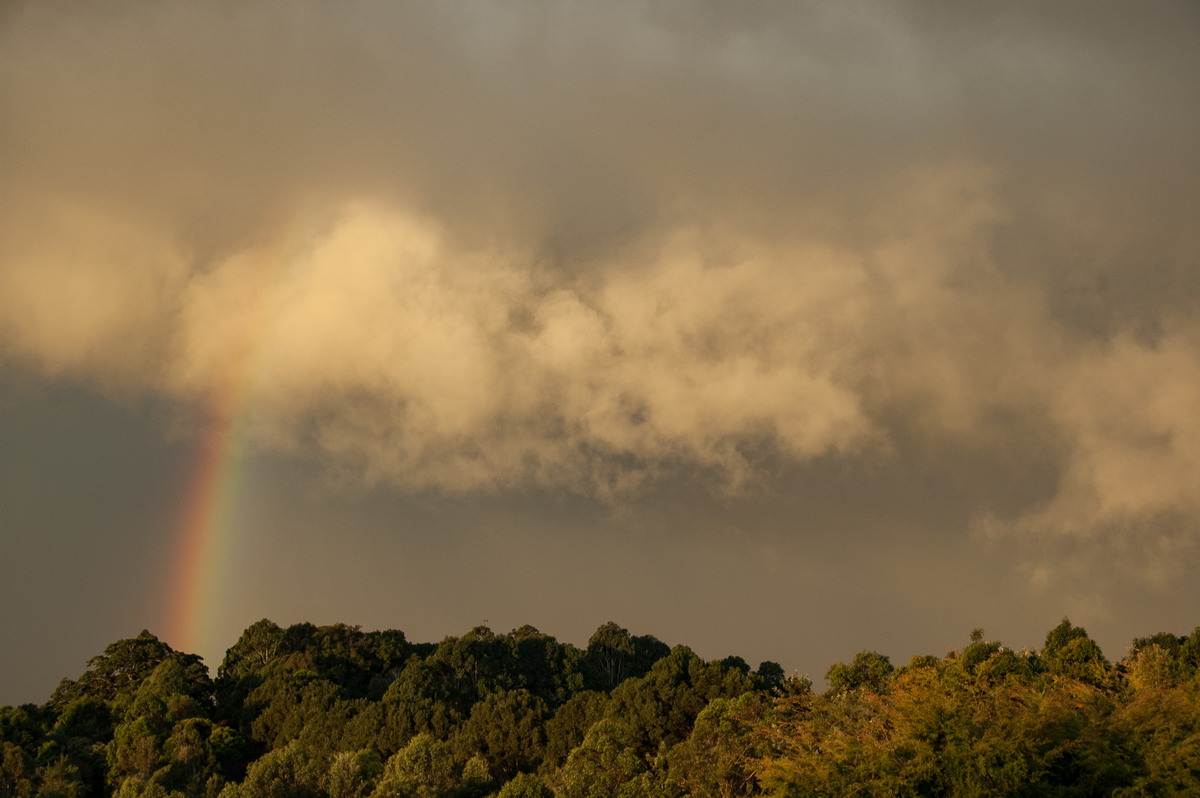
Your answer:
[4,619,1200,796]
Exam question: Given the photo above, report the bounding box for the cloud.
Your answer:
[2,1,1200,589]
[977,326,1200,591]
[161,198,884,494]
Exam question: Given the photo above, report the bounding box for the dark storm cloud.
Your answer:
[2,0,1200,596]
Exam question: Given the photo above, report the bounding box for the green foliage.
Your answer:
[605,646,758,757]
[51,632,186,712]
[13,617,1200,798]
[540,691,608,773]
[34,755,86,798]
[453,690,547,779]
[662,693,769,797]
[1,740,36,798]
[323,750,382,798]
[585,623,635,691]
[1124,644,1182,692]
[378,661,467,752]
[501,627,586,705]
[550,720,652,798]
[52,697,112,744]
[1041,617,1113,686]
[244,674,340,751]
[371,733,458,798]
[0,705,49,753]
[585,623,668,692]
[495,772,552,798]
[825,649,894,695]
[221,741,324,798]
[753,661,785,693]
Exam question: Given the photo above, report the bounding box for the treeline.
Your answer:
[3,619,1200,797]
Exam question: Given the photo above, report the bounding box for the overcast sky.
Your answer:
[3,0,1200,705]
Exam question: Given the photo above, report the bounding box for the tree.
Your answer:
[221,622,285,676]
[34,756,86,798]
[502,628,586,705]
[540,692,608,772]
[371,733,458,798]
[495,772,552,798]
[244,675,340,751]
[0,741,35,798]
[662,693,769,798]
[605,646,757,757]
[550,720,652,798]
[1124,644,1181,692]
[51,632,182,712]
[587,623,635,691]
[323,750,381,798]
[453,690,547,779]
[1042,620,1112,687]
[825,650,893,696]
[221,741,323,798]
[754,662,785,693]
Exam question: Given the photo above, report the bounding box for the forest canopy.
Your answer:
[3,619,1200,796]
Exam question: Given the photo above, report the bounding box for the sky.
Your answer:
[3,1,1200,706]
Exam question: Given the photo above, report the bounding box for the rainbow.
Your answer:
[164,366,254,664]
[163,212,316,664]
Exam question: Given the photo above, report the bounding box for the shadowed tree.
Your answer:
[586,624,635,691]
[453,689,548,779]
[825,650,894,696]
[51,632,185,713]
[605,646,759,757]
[1,740,36,798]
[540,691,608,774]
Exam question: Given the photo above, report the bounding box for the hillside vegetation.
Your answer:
[3,619,1200,796]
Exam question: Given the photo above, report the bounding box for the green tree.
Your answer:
[0,740,35,798]
[540,691,608,773]
[502,628,585,706]
[47,697,111,796]
[244,674,340,751]
[495,772,552,798]
[378,662,465,753]
[662,693,769,798]
[585,624,667,692]
[1110,682,1200,794]
[606,646,758,757]
[108,655,217,790]
[824,650,894,696]
[220,741,323,798]
[1124,644,1182,692]
[453,690,547,779]
[34,755,86,798]
[586,624,635,691]
[149,718,225,796]
[51,632,183,713]
[550,720,652,798]
[370,733,458,798]
[323,750,382,798]
[1042,620,1112,687]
